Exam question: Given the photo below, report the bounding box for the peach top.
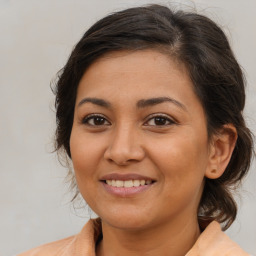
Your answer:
[18,218,250,256]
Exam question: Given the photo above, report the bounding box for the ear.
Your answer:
[205,124,237,179]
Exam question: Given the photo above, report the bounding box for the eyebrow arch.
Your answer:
[137,97,187,111]
[78,97,111,108]
[77,96,187,111]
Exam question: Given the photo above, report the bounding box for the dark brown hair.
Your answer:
[53,4,253,230]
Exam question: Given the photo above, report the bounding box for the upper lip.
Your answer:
[100,173,156,181]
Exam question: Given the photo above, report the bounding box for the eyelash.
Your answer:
[82,114,110,126]
[144,114,176,126]
[82,113,176,128]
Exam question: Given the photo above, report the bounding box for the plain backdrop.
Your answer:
[0,0,255,255]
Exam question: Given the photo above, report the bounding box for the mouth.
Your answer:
[100,173,156,196]
[103,179,154,188]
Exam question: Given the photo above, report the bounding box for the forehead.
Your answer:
[82,49,187,80]
[76,49,199,109]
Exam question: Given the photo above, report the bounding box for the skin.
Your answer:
[70,50,237,256]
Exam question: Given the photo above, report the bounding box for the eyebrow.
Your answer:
[77,96,186,111]
[78,97,111,108]
[136,97,187,111]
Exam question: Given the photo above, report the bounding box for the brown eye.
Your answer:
[154,117,169,125]
[145,115,175,126]
[82,115,110,126]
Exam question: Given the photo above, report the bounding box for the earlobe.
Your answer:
[205,124,237,179]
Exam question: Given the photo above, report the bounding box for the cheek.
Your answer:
[151,135,208,211]
[70,130,103,182]
[149,131,209,186]
[69,131,106,207]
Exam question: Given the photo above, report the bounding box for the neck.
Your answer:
[96,216,200,256]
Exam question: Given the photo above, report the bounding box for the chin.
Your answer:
[97,207,154,231]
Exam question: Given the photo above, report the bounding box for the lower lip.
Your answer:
[101,182,154,197]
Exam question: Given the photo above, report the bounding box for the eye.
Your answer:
[145,114,175,126]
[82,114,110,126]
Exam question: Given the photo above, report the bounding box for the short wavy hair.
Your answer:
[53,4,254,230]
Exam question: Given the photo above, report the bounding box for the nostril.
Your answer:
[103,139,145,165]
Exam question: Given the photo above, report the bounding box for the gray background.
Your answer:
[0,0,255,255]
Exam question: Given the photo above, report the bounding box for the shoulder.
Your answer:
[17,218,101,256]
[17,236,76,256]
[186,221,251,256]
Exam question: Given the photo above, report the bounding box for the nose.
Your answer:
[104,125,145,165]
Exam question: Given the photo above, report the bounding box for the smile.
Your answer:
[105,180,153,187]
[100,173,156,197]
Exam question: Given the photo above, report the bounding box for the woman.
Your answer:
[19,4,254,256]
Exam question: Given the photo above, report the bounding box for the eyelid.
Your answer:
[143,113,177,126]
[80,113,177,127]
[81,113,111,126]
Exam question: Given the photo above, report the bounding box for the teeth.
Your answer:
[105,179,153,187]
[116,180,124,187]
[133,180,140,187]
[124,180,133,187]
[106,180,112,185]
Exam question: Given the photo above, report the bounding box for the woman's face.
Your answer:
[70,50,213,230]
